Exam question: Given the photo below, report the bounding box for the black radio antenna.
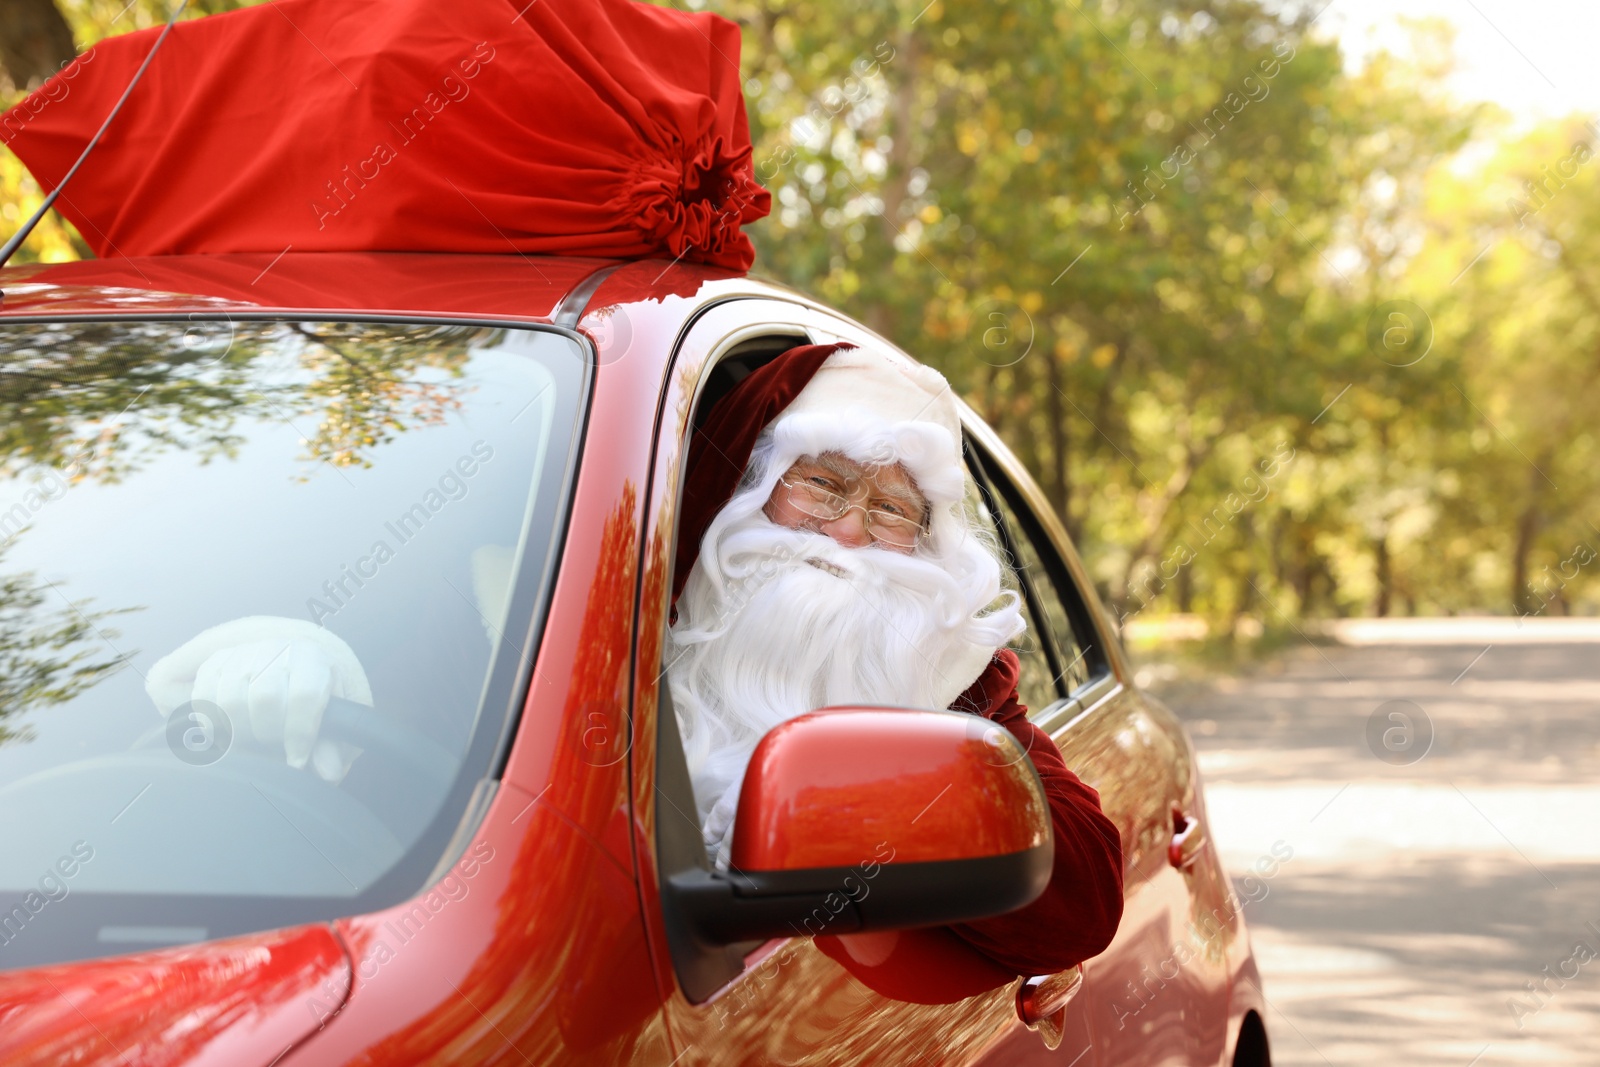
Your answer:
[0,0,192,271]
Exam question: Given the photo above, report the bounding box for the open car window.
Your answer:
[967,441,1104,708]
[962,465,1060,713]
[0,318,585,970]
[982,480,1094,695]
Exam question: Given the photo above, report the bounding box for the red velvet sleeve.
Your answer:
[946,650,1124,975]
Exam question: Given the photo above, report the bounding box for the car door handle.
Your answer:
[1016,964,1084,1049]
[1169,808,1204,870]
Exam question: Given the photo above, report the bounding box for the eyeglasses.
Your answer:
[775,474,925,549]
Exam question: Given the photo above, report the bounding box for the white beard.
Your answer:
[667,492,1024,867]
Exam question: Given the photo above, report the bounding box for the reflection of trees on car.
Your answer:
[0,318,477,752]
[0,321,474,482]
[280,322,474,470]
[0,553,132,747]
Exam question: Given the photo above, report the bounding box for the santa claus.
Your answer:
[666,341,1123,976]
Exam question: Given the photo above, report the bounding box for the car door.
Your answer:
[626,298,1101,1065]
[966,426,1235,1067]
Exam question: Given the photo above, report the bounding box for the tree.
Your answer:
[5,0,1595,624]
[0,0,75,93]
[0,556,129,748]
[0,319,473,480]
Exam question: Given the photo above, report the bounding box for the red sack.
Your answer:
[0,0,770,270]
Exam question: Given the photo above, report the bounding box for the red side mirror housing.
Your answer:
[670,708,1054,945]
[732,707,1050,869]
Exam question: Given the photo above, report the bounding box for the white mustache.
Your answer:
[712,521,978,629]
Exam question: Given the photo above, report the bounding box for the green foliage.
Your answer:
[707,0,1595,624]
[0,559,131,746]
[4,0,1594,624]
[0,320,472,480]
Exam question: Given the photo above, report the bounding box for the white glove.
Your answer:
[147,616,374,783]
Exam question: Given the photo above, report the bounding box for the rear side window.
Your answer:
[982,485,1094,694]
[0,319,584,969]
[963,471,1059,713]
[968,442,1105,710]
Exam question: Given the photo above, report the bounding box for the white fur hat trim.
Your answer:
[771,346,963,494]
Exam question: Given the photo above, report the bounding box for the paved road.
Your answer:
[1142,621,1600,1066]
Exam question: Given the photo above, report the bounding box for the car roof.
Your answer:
[0,251,760,324]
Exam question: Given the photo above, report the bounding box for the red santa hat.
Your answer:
[673,342,965,602]
[766,344,965,500]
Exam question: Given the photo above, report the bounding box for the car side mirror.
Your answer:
[669,707,1054,945]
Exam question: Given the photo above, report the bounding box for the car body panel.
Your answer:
[281,782,670,1066]
[0,924,350,1066]
[1052,686,1221,1066]
[0,252,1266,1066]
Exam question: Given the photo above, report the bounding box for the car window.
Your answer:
[963,470,1060,713]
[976,461,1097,698]
[0,319,584,970]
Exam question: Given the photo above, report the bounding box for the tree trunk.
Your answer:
[1371,418,1393,618]
[1292,556,1312,616]
[877,26,919,247]
[1373,533,1391,618]
[861,26,920,348]
[0,0,76,92]
[1510,497,1542,615]
[979,357,999,428]
[1233,512,1257,635]
[1044,347,1073,537]
[1112,431,1214,607]
[1011,357,1041,483]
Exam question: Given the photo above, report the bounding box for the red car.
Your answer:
[0,252,1271,1066]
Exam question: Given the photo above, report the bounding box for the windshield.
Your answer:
[0,318,585,970]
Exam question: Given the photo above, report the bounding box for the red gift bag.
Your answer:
[1,0,770,269]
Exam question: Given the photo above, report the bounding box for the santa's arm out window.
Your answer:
[947,650,1125,974]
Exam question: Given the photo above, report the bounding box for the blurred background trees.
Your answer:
[3,0,1595,632]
